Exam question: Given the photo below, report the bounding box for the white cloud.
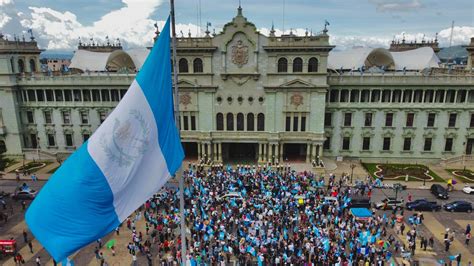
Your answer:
[369,0,423,12]
[0,0,13,6]
[438,26,474,47]
[259,25,474,50]
[18,0,165,49]
[7,0,473,51]
[0,13,11,27]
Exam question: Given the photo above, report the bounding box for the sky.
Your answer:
[0,0,473,51]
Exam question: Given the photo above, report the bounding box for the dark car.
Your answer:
[11,190,37,200]
[406,199,441,211]
[430,184,449,199]
[443,201,473,213]
[374,197,404,210]
[349,196,371,209]
[393,183,407,191]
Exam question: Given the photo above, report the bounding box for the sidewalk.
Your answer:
[423,213,474,262]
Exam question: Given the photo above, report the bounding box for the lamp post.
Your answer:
[462,142,466,172]
[350,163,356,184]
[424,170,428,187]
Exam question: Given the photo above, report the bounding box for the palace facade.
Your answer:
[1,7,474,164]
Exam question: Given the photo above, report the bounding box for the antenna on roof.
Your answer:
[282,0,286,34]
[449,20,454,47]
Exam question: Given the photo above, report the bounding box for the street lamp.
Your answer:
[462,142,466,172]
[350,163,356,184]
[424,170,428,187]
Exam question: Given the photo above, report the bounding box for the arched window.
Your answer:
[178,58,188,73]
[18,59,25,73]
[247,113,254,131]
[193,58,203,73]
[29,59,36,72]
[226,113,234,131]
[216,113,224,131]
[237,113,244,131]
[293,57,303,72]
[308,57,318,72]
[257,113,265,131]
[277,58,288,73]
[0,140,6,154]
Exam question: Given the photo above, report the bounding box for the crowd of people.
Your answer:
[123,163,436,265]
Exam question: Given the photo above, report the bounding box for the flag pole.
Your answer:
[170,0,187,264]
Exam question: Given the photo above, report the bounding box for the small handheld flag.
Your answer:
[25,17,184,262]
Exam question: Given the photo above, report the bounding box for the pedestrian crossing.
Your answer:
[85,215,148,266]
[4,238,42,266]
[423,213,474,262]
[393,221,437,256]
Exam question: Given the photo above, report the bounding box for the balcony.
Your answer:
[328,73,474,86]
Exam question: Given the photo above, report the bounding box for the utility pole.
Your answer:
[350,163,356,184]
[449,20,454,47]
[170,0,187,264]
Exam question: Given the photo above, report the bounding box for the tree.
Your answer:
[0,152,6,172]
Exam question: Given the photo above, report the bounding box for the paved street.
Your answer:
[0,177,472,265]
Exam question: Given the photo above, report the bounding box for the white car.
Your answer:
[374,197,404,210]
[462,185,474,194]
[217,192,243,201]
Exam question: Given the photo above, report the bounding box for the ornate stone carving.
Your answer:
[231,40,248,67]
[179,93,192,106]
[290,93,304,107]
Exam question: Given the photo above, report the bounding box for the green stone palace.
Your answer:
[1,7,474,164]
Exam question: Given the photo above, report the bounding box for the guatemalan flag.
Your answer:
[25,17,184,262]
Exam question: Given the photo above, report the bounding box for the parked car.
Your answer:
[11,190,37,200]
[374,197,404,210]
[323,196,338,205]
[217,192,243,201]
[406,199,441,211]
[462,185,474,194]
[443,201,472,213]
[349,196,371,209]
[393,183,407,191]
[430,184,449,199]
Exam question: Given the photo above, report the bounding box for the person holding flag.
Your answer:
[25,15,184,262]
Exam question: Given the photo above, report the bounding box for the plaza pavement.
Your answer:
[1,158,473,265]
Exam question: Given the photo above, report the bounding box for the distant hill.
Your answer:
[438,45,468,60]
[40,50,74,60]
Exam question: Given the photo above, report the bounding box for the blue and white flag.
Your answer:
[25,17,184,262]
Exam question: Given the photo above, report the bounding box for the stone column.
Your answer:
[263,143,267,162]
[212,143,218,161]
[224,115,227,131]
[197,142,202,160]
[290,113,294,132]
[306,143,311,163]
[279,143,284,162]
[218,143,222,162]
[269,144,274,163]
[244,113,248,131]
[275,144,279,164]
[298,113,302,132]
[233,114,237,131]
[311,143,316,161]
[317,144,322,158]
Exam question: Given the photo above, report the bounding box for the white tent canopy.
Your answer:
[69,49,139,72]
[391,47,440,71]
[328,47,439,71]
